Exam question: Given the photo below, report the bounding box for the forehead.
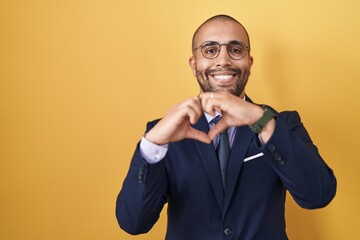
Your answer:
[194,20,248,46]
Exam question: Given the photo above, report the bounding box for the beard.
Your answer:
[195,67,250,97]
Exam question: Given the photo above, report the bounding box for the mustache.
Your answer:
[205,67,242,76]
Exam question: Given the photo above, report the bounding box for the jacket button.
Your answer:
[273,153,285,165]
[224,228,232,236]
[274,153,282,161]
[138,164,147,183]
[278,158,285,165]
[268,144,276,152]
[138,174,143,183]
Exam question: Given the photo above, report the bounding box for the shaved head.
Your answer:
[189,14,253,97]
[192,15,251,52]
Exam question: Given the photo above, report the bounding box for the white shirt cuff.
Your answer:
[139,136,168,164]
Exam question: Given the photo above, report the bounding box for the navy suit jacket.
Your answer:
[116,107,336,240]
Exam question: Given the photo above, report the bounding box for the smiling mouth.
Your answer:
[211,74,236,80]
[209,73,238,84]
[205,68,242,84]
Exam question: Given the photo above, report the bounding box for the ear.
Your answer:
[248,55,254,72]
[249,55,254,67]
[189,56,197,77]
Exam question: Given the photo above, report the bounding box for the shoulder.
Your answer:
[145,118,161,132]
[276,110,309,134]
[278,110,301,121]
[277,110,302,125]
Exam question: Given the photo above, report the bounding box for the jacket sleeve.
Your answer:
[261,111,336,209]
[116,121,168,235]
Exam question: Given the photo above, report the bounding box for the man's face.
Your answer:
[189,20,253,98]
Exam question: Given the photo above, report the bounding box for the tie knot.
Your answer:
[211,115,228,135]
[211,115,221,125]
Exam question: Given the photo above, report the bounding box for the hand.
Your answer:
[145,97,211,145]
[199,92,275,143]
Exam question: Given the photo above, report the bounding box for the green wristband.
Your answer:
[249,105,277,134]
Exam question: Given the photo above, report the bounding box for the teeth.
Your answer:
[213,75,233,80]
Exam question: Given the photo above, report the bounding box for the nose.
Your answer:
[215,45,232,67]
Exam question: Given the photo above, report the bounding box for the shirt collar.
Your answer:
[204,111,221,124]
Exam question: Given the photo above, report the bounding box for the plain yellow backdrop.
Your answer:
[1,0,359,239]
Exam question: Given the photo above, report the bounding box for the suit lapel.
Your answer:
[222,125,254,218]
[193,115,224,210]
[192,94,256,215]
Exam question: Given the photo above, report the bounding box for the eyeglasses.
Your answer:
[193,41,250,60]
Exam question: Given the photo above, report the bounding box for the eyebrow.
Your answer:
[202,40,244,47]
[228,40,244,45]
[202,41,218,47]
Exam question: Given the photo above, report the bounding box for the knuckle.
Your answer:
[192,96,199,102]
[186,97,197,106]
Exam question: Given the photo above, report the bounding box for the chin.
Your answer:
[216,86,241,96]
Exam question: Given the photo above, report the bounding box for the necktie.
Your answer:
[212,116,230,190]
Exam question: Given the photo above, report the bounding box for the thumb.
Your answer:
[186,127,212,144]
[208,120,228,140]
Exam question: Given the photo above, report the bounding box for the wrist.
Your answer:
[249,105,277,135]
[258,118,276,144]
[250,105,265,125]
[144,130,167,145]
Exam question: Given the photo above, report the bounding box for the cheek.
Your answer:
[195,63,205,72]
[194,66,206,79]
[195,70,206,81]
[237,63,251,76]
[194,58,213,71]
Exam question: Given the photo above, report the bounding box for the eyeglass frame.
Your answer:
[192,40,250,60]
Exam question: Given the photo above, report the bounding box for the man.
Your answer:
[116,15,336,239]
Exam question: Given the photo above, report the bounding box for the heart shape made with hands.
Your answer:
[146,92,259,145]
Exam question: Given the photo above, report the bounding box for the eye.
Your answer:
[203,46,219,55]
[229,45,245,54]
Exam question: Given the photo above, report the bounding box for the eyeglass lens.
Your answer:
[201,42,247,60]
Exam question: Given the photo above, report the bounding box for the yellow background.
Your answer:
[1,0,359,239]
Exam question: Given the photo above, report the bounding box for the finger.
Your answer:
[186,127,211,144]
[208,119,228,140]
[175,97,201,125]
[198,93,210,114]
[200,92,217,116]
[187,108,200,125]
[185,103,203,125]
[188,97,203,123]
